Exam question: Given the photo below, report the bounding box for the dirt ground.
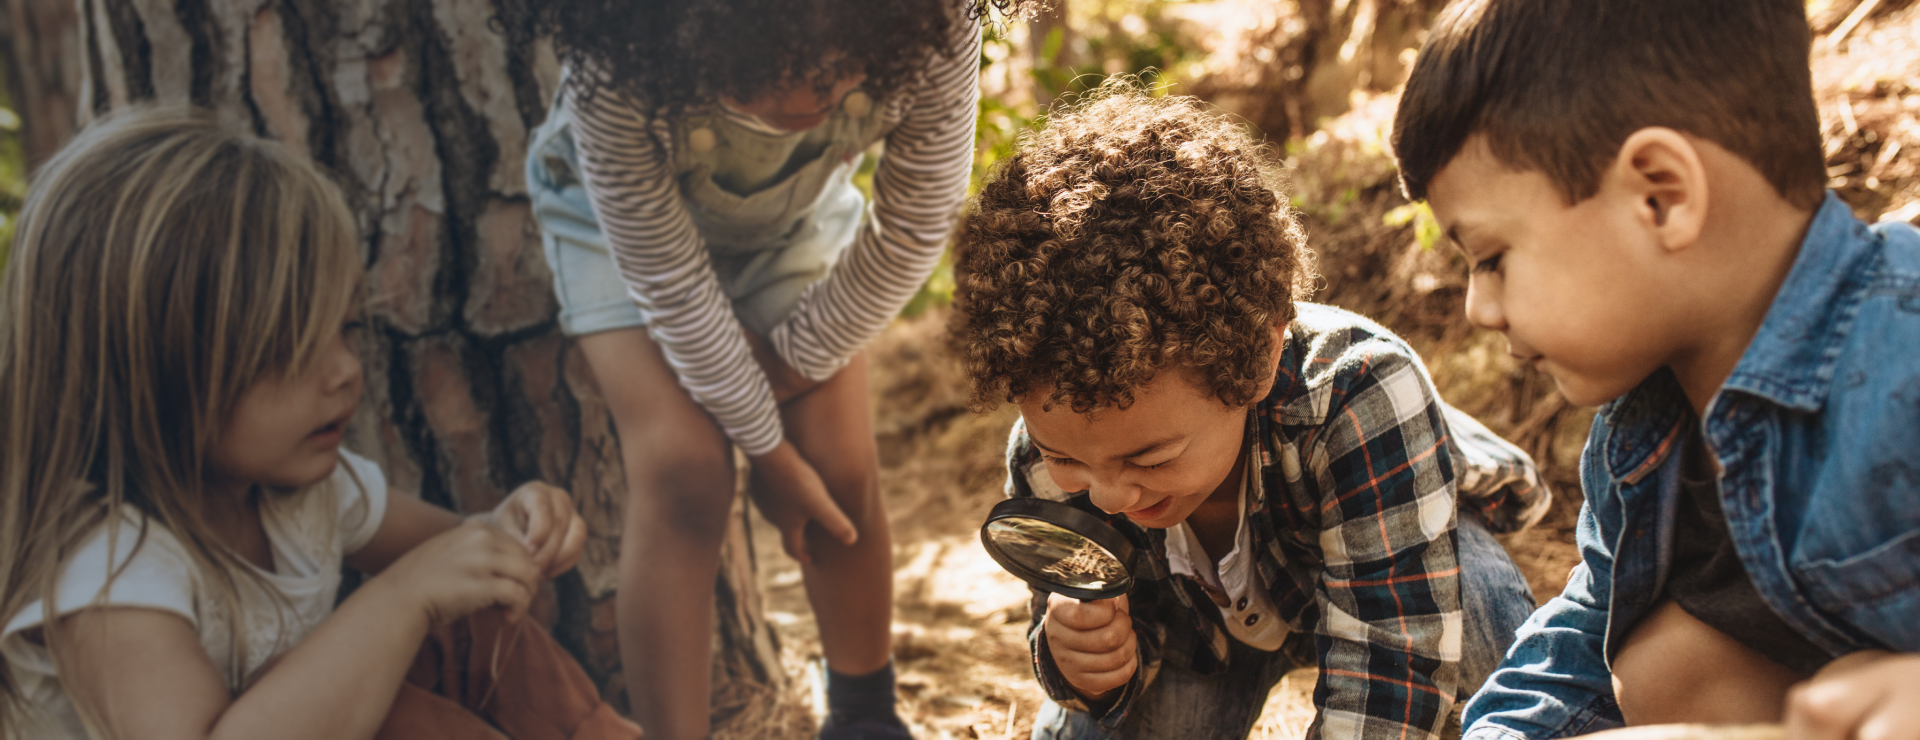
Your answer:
[741,4,1920,738]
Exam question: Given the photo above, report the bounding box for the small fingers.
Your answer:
[1788,673,1882,740]
[1048,610,1133,655]
[782,525,813,567]
[1047,595,1120,631]
[549,514,588,578]
[490,572,535,622]
[802,488,858,547]
[1056,631,1137,696]
[1856,698,1920,740]
[520,491,551,550]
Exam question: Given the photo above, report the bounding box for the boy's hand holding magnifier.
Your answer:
[980,496,1142,702]
[1045,593,1138,701]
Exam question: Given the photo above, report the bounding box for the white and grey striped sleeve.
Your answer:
[767,15,983,381]
[566,82,787,455]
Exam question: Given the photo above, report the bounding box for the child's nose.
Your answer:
[325,335,364,394]
[1464,277,1507,331]
[1086,475,1141,515]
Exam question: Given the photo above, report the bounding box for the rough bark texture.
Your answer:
[64,1,801,734]
[2,0,84,168]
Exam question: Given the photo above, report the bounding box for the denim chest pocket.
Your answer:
[1794,503,1920,650]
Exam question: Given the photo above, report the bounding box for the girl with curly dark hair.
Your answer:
[518,2,1016,739]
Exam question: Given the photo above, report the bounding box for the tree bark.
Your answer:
[68,1,800,734]
[1,0,84,169]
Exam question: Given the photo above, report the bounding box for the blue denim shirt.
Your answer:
[1462,193,1920,739]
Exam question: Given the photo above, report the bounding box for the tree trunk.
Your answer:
[1,0,84,169]
[68,1,802,734]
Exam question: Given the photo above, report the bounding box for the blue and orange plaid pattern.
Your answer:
[1005,303,1548,740]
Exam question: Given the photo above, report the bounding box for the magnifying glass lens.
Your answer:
[980,497,1135,600]
[984,517,1129,590]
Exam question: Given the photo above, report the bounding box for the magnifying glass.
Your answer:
[979,497,1136,601]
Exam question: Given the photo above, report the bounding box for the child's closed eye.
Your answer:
[1471,253,1504,274]
[1041,454,1078,466]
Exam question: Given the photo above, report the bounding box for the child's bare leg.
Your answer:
[581,328,737,740]
[769,352,894,676]
[1611,600,1804,725]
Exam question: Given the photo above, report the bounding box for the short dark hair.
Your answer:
[952,88,1311,413]
[1392,0,1826,209]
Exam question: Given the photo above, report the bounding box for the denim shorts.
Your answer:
[524,107,866,338]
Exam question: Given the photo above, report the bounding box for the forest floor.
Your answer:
[743,4,1920,738]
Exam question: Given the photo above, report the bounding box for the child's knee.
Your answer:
[1611,601,1799,725]
[624,437,735,534]
[817,467,882,524]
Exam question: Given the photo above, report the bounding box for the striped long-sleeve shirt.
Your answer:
[566,19,981,455]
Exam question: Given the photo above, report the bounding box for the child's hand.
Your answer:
[748,441,857,566]
[1043,592,1137,702]
[743,327,821,404]
[376,519,541,627]
[1786,650,1920,740]
[489,481,588,580]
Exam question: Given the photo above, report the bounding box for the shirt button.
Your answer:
[687,127,717,154]
[1244,614,1260,627]
[1236,596,1249,611]
[842,90,872,118]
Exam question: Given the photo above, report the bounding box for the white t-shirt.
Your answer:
[1165,466,1289,652]
[0,451,390,738]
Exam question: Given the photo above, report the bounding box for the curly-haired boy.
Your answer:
[1392,0,1920,737]
[952,89,1548,739]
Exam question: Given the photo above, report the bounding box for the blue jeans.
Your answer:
[1033,512,1536,739]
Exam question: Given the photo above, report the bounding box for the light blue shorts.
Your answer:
[524,111,865,338]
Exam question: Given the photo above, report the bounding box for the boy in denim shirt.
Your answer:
[952,89,1549,739]
[1391,0,1920,737]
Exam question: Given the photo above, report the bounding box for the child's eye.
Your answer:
[1471,253,1504,274]
[1041,454,1078,466]
[1133,460,1168,470]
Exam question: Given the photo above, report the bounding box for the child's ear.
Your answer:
[1608,127,1708,253]
[1248,321,1289,402]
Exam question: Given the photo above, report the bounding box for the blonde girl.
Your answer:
[0,108,640,740]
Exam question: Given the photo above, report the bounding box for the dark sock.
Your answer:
[822,661,906,731]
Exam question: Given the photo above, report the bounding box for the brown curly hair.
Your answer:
[953,88,1311,413]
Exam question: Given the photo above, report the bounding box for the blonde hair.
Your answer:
[0,107,363,733]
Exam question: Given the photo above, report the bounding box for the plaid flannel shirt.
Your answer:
[1006,303,1548,740]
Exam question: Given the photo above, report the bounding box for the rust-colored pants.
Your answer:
[375,610,642,740]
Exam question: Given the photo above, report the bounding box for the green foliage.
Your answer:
[0,58,24,264]
[1382,201,1443,251]
[902,1,1212,317]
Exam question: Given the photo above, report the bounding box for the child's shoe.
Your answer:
[817,661,912,740]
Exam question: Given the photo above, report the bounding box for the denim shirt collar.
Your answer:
[1722,192,1877,412]
[1602,193,1873,482]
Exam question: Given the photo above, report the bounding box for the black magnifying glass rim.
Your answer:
[980,497,1135,601]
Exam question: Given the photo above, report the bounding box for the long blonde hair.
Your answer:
[0,107,363,732]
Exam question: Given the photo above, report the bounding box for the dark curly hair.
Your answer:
[512,0,1037,120]
[953,88,1311,414]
